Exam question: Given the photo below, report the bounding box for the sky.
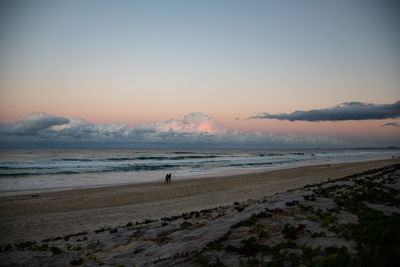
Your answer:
[0,0,399,148]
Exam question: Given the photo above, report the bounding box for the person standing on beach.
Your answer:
[168,173,172,183]
[165,174,169,184]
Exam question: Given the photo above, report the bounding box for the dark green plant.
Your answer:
[238,237,259,257]
[281,224,305,239]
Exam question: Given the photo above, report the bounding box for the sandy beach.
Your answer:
[1,157,399,244]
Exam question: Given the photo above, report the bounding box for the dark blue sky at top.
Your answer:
[0,0,399,148]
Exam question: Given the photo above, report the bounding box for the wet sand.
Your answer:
[1,158,399,243]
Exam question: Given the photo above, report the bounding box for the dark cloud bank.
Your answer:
[382,122,400,127]
[0,112,350,149]
[1,109,398,149]
[250,100,400,122]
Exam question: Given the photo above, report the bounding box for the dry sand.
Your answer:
[1,158,399,244]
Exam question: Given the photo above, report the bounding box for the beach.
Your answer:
[2,1,399,265]
[1,157,399,244]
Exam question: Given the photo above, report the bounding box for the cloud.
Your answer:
[250,100,400,122]
[135,112,227,134]
[382,122,400,127]
[0,112,348,148]
[0,112,69,136]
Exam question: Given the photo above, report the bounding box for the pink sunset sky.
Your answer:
[0,0,399,148]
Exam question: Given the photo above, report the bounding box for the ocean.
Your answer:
[0,148,399,195]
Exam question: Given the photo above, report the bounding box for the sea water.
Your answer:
[0,148,399,195]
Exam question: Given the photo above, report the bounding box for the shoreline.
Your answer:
[1,158,399,244]
[1,157,398,200]
[1,156,397,198]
